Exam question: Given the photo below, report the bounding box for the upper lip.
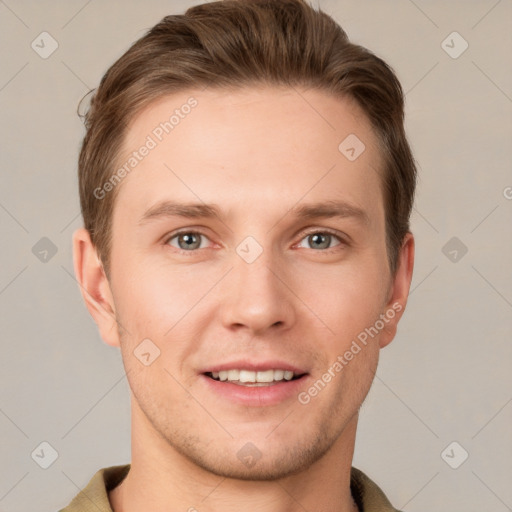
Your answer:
[201,360,308,375]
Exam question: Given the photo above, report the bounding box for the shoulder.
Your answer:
[350,467,402,512]
[58,465,130,512]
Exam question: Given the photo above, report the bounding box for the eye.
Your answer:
[167,231,210,251]
[296,231,343,251]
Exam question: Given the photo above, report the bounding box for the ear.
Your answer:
[379,232,415,348]
[72,227,120,347]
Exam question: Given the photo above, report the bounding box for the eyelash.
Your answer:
[164,228,347,255]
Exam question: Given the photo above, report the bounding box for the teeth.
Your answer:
[256,369,274,383]
[273,369,284,380]
[239,370,256,382]
[227,369,238,381]
[209,369,300,384]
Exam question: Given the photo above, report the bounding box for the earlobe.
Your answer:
[72,228,120,347]
[379,232,415,348]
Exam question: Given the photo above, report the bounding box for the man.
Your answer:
[64,0,416,510]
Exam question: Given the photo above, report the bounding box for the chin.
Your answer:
[166,427,334,481]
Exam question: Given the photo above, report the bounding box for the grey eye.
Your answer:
[169,232,206,251]
[309,233,330,249]
[297,232,341,250]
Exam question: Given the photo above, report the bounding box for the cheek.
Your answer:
[292,258,389,339]
[111,257,219,359]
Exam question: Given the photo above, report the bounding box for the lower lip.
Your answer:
[199,374,309,407]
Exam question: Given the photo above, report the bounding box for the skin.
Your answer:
[73,86,414,512]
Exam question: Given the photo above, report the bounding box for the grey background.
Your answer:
[0,0,511,510]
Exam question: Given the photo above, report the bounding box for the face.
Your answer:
[77,86,413,480]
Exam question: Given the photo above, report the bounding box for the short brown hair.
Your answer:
[78,0,416,278]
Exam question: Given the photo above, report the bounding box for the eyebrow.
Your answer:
[138,199,370,226]
[292,201,369,225]
[138,202,222,225]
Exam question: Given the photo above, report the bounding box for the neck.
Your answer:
[109,404,360,512]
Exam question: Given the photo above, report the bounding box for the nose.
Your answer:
[219,250,296,336]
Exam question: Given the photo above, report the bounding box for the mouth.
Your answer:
[199,361,310,406]
[204,368,307,387]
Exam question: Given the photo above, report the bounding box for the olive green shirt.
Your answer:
[59,465,401,511]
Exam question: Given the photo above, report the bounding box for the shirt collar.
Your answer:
[60,464,401,512]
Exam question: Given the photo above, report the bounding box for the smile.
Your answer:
[205,368,303,386]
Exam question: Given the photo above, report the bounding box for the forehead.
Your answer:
[113,86,384,226]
